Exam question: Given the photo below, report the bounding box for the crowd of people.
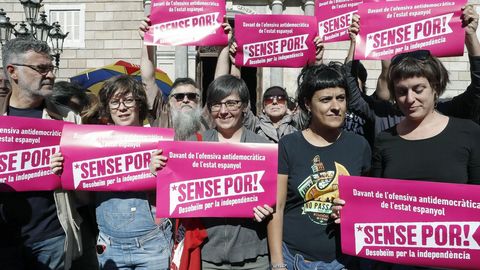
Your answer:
[0,3,479,270]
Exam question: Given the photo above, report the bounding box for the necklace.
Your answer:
[304,127,341,147]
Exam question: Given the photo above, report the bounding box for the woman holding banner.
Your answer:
[370,4,480,188]
[332,5,480,269]
[267,62,371,270]
[372,3,480,176]
[51,75,172,270]
[151,74,274,270]
[366,11,480,270]
[371,47,480,184]
[344,6,480,141]
[224,38,324,143]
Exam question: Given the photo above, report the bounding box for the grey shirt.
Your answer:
[188,128,270,263]
[243,110,309,143]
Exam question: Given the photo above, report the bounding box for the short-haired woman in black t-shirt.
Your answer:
[367,6,480,186]
[268,63,371,270]
[333,7,480,270]
[370,48,480,184]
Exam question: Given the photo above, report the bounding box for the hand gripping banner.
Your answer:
[339,176,480,269]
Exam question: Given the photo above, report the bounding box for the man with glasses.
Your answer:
[147,76,210,139]
[139,20,214,269]
[0,38,82,270]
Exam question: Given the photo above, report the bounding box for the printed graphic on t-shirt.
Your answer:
[344,111,366,135]
[297,155,350,224]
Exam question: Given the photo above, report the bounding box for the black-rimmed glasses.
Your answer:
[169,92,199,102]
[391,50,431,66]
[209,100,242,112]
[108,98,137,110]
[10,63,55,76]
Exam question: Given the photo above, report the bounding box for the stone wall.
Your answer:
[1,0,479,98]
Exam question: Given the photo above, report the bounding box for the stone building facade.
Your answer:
[1,0,478,111]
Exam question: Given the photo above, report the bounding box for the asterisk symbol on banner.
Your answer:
[368,35,373,41]
[74,164,79,169]
[356,225,363,232]
[171,185,177,191]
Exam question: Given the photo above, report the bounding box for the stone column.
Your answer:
[302,0,315,16]
[144,0,151,15]
[144,0,187,78]
[269,0,284,87]
[143,0,156,67]
[175,47,188,78]
[166,0,187,78]
[270,0,284,14]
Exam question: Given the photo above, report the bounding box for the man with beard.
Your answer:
[139,21,211,270]
[0,38,82,270]
[139,18,209,137]
[148,76,209,138]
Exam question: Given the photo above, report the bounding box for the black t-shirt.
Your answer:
[278,131,371,262]
[4,105,64,245]
[372,117,480,184]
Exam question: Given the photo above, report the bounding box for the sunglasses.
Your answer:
[263,95,287,105]
[170,92,199,102]
[391,50,431,66]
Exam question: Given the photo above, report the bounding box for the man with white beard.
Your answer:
[161,77,209,139]
[139,20,209,137]
[138,22,211,269]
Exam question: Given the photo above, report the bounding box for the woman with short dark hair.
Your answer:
[372,48,480,183]
[387,50,449,102]
[268,62,371,270]
[94,75,172,270]
[151,74,274,270]
[360,49,480,270]
[97,75,149,125]
[52,75,172,270]
[200,75,272,269]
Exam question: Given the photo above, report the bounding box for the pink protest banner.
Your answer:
[235,14,317,68]
[156,141,278,218]
[339,176,480,269]
[0,116,64,191]
[144,0,228,46]
[355,0,466,60]
[315,0,362,43]
[60,124,174,191]
[363,0,401,2]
